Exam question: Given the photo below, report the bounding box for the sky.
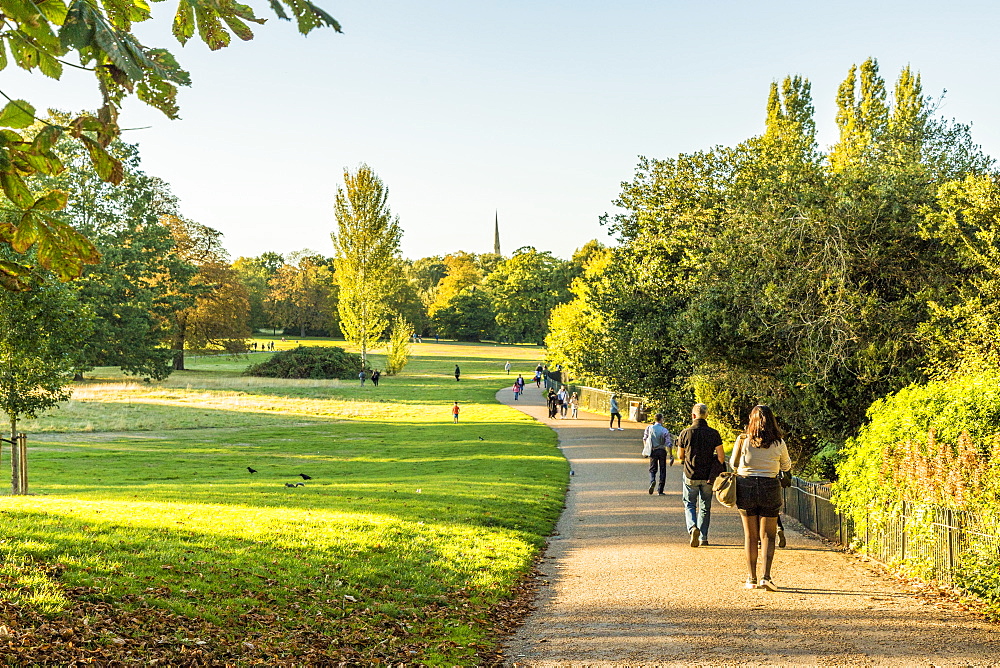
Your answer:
[6,1,1000,261]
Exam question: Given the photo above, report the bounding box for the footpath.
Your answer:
[497,385,1000,667]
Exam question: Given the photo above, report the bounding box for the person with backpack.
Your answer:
[644,413,673,495]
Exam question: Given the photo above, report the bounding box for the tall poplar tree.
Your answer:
[331,165,402,369]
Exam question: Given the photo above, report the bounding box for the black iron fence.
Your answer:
[782,477,1000,587]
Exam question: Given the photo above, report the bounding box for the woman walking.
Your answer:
[569,392,579,419]
[731,404,791,592]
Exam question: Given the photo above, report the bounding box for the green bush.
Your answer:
[835,373,1000,518]
[245,346,362,379]
[833,371,1000,603]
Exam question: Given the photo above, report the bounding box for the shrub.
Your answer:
[833,371,1000,599]
[244,346,362,380]
[384,316,412,376]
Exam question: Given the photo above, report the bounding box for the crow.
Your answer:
[298,473,312,480]
[284,483,296,488]
[247,467,258,474]
[295,482,305,487]
[478,436,484,441]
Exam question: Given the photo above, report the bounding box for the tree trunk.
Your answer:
[172,315,186,371]
[9,417,18,495]
[300,322,305,338]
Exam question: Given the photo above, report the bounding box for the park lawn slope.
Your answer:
[0,342,564,664]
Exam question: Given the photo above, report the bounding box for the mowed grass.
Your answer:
[1,341,563,664]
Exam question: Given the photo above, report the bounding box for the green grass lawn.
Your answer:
[0,341,564,664]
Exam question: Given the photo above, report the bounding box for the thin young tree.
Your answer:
[331,165,403,369]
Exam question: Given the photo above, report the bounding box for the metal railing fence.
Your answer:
[782,477,1000,587]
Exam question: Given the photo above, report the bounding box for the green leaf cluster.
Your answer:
[0,0,340,283]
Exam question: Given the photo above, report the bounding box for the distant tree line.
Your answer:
[2,116,590,398]
[546,58,1000,474]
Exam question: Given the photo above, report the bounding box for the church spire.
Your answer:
[494,211,501,256]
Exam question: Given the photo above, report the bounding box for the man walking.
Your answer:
[644,413,673,495]
[505,361,512,375]
[676,403,725,547]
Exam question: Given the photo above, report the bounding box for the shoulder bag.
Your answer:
[713,436,744,508]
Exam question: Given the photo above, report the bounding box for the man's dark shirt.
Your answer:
[677,418,723,480]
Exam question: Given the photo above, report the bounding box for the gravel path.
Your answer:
[498,386,1000,667]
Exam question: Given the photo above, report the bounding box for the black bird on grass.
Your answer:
[247,467,258,474]
[295,482,305,487]
[478,436,484,441]
[298,473,312,480]
[284,483,296,488]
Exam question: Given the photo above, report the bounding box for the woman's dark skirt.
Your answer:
[735,475,782,517]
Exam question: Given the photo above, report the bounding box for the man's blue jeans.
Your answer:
[683,477,713,539]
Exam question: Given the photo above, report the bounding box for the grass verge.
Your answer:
[0,341,563,664]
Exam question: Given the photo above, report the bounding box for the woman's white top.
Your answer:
[730,436,792,478]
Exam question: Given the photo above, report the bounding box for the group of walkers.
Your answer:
[507,361,794,591]
[358,369,382,386]
[644,402,791,591]
[544,385,579,419]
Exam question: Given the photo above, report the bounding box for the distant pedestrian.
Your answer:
[609,395,623,431]
[546,389,558,419]
[569,392,579,419]
[505,361,512,375]
[371,369,380,387]
[358,371,366,387]
[435,333,439,342]
[454,365,461,382]
[557,385,569,418]
[677,403,725,549]
[512,381,521,400]
[732,405,791,591]
[534,370,542,388]
[644,413,674,496]
[452,401,460,423]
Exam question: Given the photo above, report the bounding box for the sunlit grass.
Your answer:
[1,340,562,663]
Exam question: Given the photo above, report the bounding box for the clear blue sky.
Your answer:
[7,1,999,261]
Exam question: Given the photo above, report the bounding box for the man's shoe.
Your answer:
[744,577,759,589]
[609,428,615,431]
[617,427,625,431]
[689,528,700,547]
[699,538,709,546]
[648,482,655,495]
[657,491,666,496]
[777,528,786,548]
[759,578,779,592]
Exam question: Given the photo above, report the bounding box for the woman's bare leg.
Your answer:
[760,516,778,580]
[741,512,760,581]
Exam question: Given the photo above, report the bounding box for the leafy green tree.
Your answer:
[432,288,495,341]
[484,247,573,344]
[331,165,402,369]
[0,0,340,283]
[384,315,412,375]
[0,273,93,492]
[428,252,482,318]
[265,256,336,337]
[161,215,247,369]
[34,130,191,379]
[556,61,995,464]
[233,252,284,333]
